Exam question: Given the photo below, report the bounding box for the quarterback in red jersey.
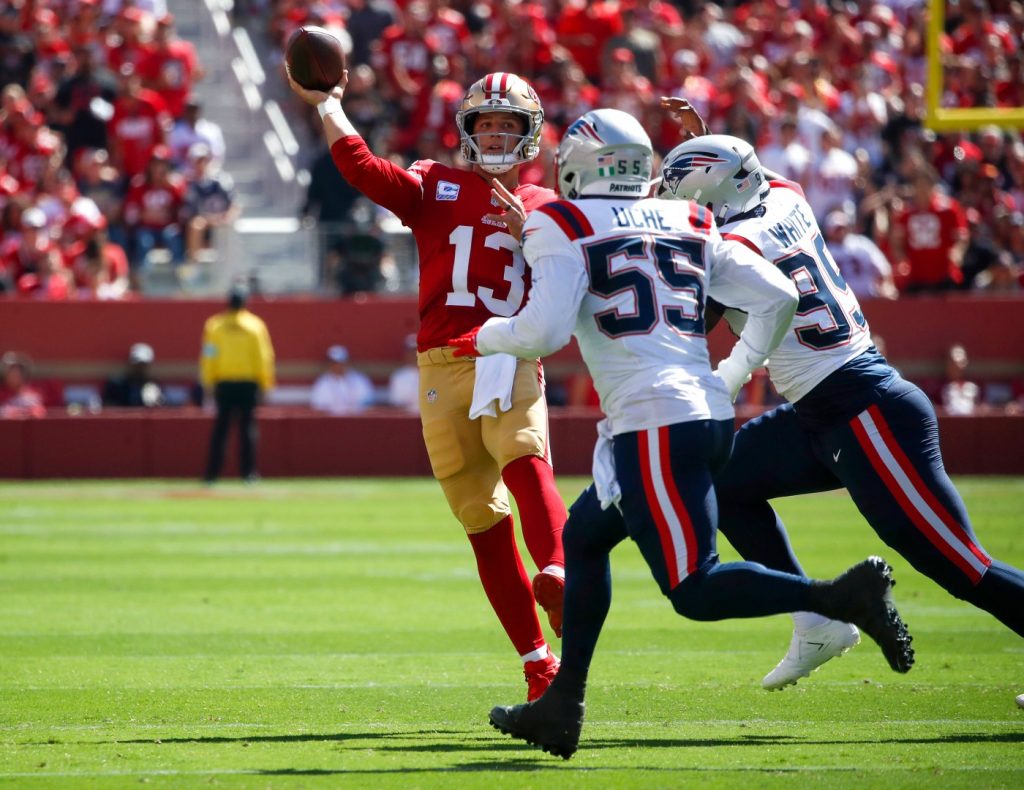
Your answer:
[288,69,567,700]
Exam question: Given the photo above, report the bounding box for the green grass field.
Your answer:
[1,477,1021,788]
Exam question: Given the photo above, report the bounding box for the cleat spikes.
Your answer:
[813,556,915,675]
[488,687,585,759]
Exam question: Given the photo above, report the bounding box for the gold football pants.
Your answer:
[417,347,551,534]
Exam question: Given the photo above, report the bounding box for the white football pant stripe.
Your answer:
[855,409,989,579]
[644,428,691,585]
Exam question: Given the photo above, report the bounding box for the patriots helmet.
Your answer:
[659,134,769,221]
[555,109,653,199]
[456,72,544,174]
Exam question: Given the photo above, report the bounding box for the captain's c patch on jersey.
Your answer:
[436,181,460,201]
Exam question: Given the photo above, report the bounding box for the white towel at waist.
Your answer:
[592,418,622,511]
[469,353,518,419]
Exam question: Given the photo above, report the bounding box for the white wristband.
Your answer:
[317,96,343,120]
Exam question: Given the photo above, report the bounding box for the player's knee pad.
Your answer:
[496,431,547,471]
[458,502,509,535]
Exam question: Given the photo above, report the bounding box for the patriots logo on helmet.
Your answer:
[662,150,731,192]
[664,151,729,177]
[565,117,604,143]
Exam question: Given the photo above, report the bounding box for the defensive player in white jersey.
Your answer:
[660,133,1024,691]
[449,110,915,759]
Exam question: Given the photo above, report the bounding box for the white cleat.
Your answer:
[762,621,861,690]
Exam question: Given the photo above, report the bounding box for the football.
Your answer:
[285,26,346,92]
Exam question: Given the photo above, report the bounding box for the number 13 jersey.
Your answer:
[330,137,556,351]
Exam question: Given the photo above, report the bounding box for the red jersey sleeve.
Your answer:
[329,136,424,225]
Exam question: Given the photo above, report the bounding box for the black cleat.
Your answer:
[489,685,585,760]
[817,556,915,674]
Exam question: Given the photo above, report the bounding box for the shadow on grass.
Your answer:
[257,760,562,776]
[66,729,465,746]
[369,733,799,754]
[44,729,1024,756]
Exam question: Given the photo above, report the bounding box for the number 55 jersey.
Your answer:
[329,137,556,351]
[478,196,798,435]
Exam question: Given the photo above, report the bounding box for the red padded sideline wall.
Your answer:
[1,294,1023,477]
[0,409,1021,478]
[2,294,1023,380]
[0,298,421,381]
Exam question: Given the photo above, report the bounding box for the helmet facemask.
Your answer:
[456,73,544,175]
[460,108,538,174]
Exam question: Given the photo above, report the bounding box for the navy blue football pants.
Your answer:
[714,377,1024,637]
[552,419,830,697]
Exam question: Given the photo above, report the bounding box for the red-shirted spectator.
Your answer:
[137,14,203,119]
[0,353,46,419]
[951,0,1017,58]
[658,49,716,151]
[891,168,969,294]
[372,2,441,108]
[554,0,623,85]
[489,2,558,80]
[1,207,55,281]
[534,59,599,136]
[599,48,655,132]
[4,101,62,189]
[107,64,170,180]
[66,208,131,300]
[5,207,72,300]
[31,7,72,68]
[423,0,472,60]
[394,54,464,155]
[105,6,154,77]
[122,146,185,270]
[622,0,684,43]
[17,250,72,299]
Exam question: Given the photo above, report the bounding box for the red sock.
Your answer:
[502,455,566,571]
[468,516,546,657]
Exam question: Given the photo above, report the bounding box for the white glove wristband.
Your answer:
[714,356,752,402]
[317,96,343,120]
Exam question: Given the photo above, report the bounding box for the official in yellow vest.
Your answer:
[200,286,275,482]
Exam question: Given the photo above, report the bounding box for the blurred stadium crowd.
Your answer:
[1,0,1023,416]
[1,0,1023,302]
[282,0,1024,297]
[0,0,234,298]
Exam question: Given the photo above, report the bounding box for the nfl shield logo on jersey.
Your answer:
[436,181,460,201]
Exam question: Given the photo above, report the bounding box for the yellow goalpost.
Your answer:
[924,0,1024,131]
